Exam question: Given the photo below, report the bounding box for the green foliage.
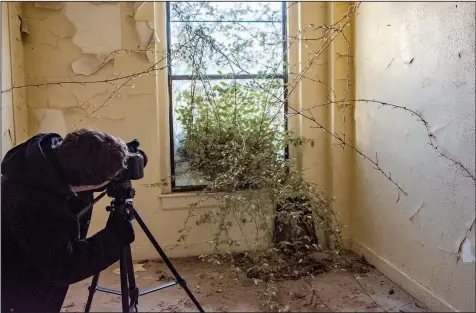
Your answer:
[174,79,343,256]
[175,79,287,189]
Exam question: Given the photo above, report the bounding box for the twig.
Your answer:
[288,104,408,195]
[73,77,134,126]
[295,99,475,183]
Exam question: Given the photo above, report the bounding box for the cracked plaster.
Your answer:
[22,1,157,133]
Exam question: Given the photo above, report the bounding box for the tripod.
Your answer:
[79,188,204,313]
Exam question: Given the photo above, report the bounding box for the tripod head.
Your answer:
[105,180,137,222]
[107,180,136,200]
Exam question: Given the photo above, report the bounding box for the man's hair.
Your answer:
[55,129,129,186]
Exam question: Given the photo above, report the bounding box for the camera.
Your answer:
[107,139,148,199]
[118,139,148,181]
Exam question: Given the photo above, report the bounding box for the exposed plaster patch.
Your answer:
[133,2,144,17]
[33,109,68,136]
[63,3,122,54]
[457,219,475,263]
[133,2,159,59]
[34,2,64,10]
[134,2,154,21]
[135,21,154,50]
[459,237,475,263]
[63,2,122,75]
[62,2,156,76]
[45,14,75,40]
[72,53,114,76]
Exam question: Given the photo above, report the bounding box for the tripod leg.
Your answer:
[120,247,130,313]
[131,209,205,313]
[84,273,100,313]
[124,246,139,312]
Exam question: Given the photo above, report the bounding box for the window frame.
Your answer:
[166,1,289,192]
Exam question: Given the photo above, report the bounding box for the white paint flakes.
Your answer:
[460,237,475,263]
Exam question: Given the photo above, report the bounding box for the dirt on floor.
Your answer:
[62,253,429,312]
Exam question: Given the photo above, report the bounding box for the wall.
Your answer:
[287,2,356,246]
[352,2,475,312]
[1,2,27,158]
[1,2,14,157]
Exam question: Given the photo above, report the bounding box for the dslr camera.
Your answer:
[107,139,148,199]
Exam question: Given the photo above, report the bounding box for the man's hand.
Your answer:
[106,214,135,246]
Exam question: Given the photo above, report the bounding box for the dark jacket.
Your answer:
[1,133,126,312]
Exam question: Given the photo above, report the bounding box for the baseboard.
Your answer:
[350,240,459,312]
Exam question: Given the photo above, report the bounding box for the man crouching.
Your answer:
[1,129,135,312]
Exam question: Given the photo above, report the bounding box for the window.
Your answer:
[166,2,288,192]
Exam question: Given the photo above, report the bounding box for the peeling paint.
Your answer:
[459,219,476,263]
[459,237,475,263]
[61,2,157,76]
[19,16,30,40]
[71,53,114,76]
[134,2,154,21]
[63,2,122,75]
[63,3,121,54]
[133,2,158,58]
[135,21,153,50]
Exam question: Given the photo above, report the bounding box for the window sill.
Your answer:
[159,191,220,211]
[159,189,275,211]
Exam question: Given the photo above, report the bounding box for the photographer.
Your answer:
[1,129,136,313]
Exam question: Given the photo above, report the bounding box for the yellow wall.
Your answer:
[352,3,475,312]
[287,2,356,246]
[2,2,27,157]
[1,2,15,157]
